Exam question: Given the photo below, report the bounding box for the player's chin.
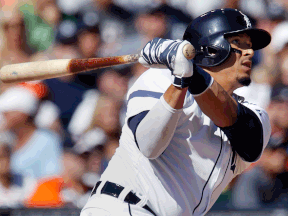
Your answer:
[237,76,251,86]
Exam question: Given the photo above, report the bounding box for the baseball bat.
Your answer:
[0,44,195,84]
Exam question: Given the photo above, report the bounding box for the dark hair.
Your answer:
[0,144,12,157]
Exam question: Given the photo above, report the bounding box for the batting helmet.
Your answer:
[183,8,271,67]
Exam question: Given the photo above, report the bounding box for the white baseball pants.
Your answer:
[80,194,154,216]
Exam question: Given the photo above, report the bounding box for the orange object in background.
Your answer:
[18,81,48,99]
[25,176,64,208]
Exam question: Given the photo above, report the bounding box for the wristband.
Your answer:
[172,75,193,88]
[188,65,214,95]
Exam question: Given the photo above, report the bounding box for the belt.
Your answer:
[91,181,156,216]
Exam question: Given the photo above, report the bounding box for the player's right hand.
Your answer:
[139,38,193,78]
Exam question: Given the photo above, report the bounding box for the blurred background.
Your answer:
[0,0,288,215]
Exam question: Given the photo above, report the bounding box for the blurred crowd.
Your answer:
[0,0,288,212]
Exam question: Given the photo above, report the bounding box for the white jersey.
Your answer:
[100,68,271,216]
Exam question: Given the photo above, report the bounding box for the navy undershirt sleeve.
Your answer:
[128,111,149,149]
[220,102,264,162]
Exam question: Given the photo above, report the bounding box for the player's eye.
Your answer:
[231,39,240,45]
[247,42,252,49]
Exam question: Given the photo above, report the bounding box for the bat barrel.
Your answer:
[0,59,71,83]
[0,54,140,84]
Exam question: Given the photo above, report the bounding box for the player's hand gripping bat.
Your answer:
[0,44,195,84]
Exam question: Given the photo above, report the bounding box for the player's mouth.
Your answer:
[242,60,252,71]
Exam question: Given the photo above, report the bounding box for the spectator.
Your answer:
[79,0,135,46]
[61,150,90,208]
[0,136,37,209]
[97,69,129,100]
[270,21,288,86]
[231,142,288,209]
[0,86,63,180]
[68,93,123,144]
[100,8,169,57]
[266,85,288,148]
[74,142,105,192]
[75,13,103,89]
[19,0,61,53]
[0,86,66,208]
[77,19,101,59]
[89,94,123,138]
[145,1,193,40]
[42,23,87,130]
[0,10,31,67]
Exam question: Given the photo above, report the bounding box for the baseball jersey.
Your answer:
[99,68,271,216]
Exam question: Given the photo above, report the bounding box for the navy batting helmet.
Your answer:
[183,8,271,67]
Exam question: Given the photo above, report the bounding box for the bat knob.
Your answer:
[182,43,196,60]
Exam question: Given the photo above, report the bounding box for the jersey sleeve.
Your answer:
[233,101,271,174]
[241,101,271,152]
[126,68,172,118]
[220,98,271,163]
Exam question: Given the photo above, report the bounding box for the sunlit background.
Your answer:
[0,0,288,215]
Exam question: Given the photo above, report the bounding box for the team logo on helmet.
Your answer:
[239,10,252,28]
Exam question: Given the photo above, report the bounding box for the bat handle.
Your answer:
[135,43,195,62]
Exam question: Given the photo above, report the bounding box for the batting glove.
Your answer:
[139,38,193,88]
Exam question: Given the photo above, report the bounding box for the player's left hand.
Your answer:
[139,38,193,78]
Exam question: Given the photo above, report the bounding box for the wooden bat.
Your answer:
[0,44,195,84]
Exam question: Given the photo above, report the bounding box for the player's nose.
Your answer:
[243,47,254,58]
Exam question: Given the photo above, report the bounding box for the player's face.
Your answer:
[226,33,254,87]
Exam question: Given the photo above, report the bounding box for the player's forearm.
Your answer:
[193,79,238,127]
[136,87,186,159]
[163,84,188,109]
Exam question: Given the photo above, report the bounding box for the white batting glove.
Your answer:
[139,38,193,88]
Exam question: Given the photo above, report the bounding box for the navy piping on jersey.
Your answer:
[202,147,233,213]
[128,203,132,216]
[193,130,223,214]
[211,148,233,194]
[128,111,149,149]
[127,90,163,102]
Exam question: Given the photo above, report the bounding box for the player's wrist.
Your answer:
[188,65,213,96]
[172,75,193,88]
[170,40,194,88]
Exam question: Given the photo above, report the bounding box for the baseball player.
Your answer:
[80,8,272,216]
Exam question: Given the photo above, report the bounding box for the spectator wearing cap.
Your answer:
[42,23,88,131]
[0,86,65,207]
[74,12,103,89]
[0,86,63,179]
[79,0,135,46]
[42,16,103,131]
